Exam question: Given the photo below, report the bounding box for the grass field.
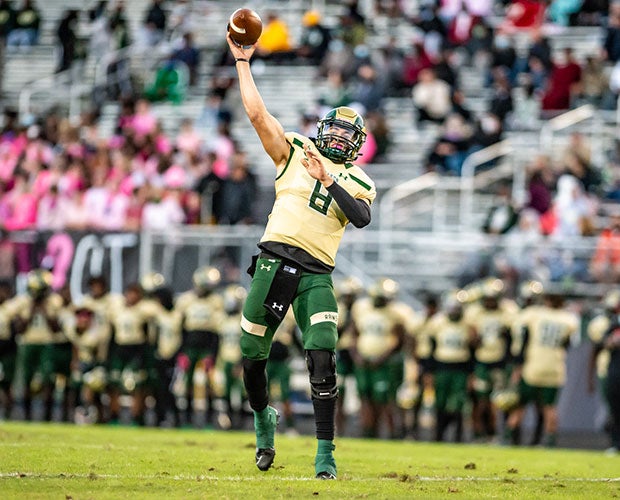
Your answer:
[0,422,618,499]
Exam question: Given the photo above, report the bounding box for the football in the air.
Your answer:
[228,8,262,47]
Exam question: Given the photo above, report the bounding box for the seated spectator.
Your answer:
[561,150,602,195]
[498,0,546,34]
[176,118,202,158]
[525,155,555,215]
[425,113,472,175]
[486,34,518,86]
[254,12,294,63]
[141,185,185,229]
[401,41,433,89]
[548,0,585,26]
[574,55,610,108]
[36,184,66,231]
[144,59,188,104]
[589,210,620,283]
[482,181,520,235]
[296,10,331,66]
[6,0,41,52]
[412,68,453,124]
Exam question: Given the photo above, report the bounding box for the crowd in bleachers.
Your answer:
[0,269,618,454]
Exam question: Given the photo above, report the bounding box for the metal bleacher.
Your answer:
[1,2,615,300]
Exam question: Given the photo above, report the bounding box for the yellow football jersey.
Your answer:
[11,293,63,345]
[466,303,515,364]
[587,314,611,378]
[428,314,474,364]
[411,315,436,361]
[65,322,110,364]
[351,297,404,361]
[175,291,225,333]
[155,309,182,360]
[519,305,579,387]
[109,302,149,346]
[261,132,376,268]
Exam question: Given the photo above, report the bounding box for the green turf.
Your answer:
[0,422,618,499]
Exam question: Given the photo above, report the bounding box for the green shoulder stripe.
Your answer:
[345,163,354,169]
[275,146,295,181]
[292,137,304,148]
[349,174,372,191]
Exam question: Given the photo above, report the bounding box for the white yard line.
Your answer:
[0,472,619,482]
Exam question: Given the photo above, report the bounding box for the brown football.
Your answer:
[228,8,262,47]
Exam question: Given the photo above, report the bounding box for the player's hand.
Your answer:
[226,32,255,60]
[301,144,332,186]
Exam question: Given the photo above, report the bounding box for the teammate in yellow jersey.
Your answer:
[227,33,376,479]
[350,278,407,439]
[465,279,516,442]
[11,269,63,421]
[504,292,579,447]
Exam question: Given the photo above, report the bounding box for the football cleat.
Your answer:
[316,471,336,480]
[255,447,276,471]
[254,406,279,471]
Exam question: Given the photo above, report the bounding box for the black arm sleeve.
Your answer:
[326,182,371,228]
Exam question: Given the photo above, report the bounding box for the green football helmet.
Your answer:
[315,106,366,163]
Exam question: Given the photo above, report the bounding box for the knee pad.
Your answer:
[305,350,338,400]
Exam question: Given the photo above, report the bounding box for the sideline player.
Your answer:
[227,33,376,479]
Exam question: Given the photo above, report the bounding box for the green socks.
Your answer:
[315,440,337,477]
[255,406,278,449]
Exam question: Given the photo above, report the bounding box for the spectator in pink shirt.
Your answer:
[130,99,157,138]
[1,170,37,231]
[176,118,202,157]
[36,184,66,231]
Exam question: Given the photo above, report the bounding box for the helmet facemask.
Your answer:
[315,107,366,163]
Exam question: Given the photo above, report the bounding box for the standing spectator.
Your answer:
[349,64,384,113]
[55,10,79,74]
[541,48,582,115]
[604,2,620,63]
[6,0,40,52]
[170,32,200,87]
[141,0,166,48]
[218,151,257,225]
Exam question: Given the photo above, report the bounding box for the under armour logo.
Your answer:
[260,264,272,271]
[272,303,283,312]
